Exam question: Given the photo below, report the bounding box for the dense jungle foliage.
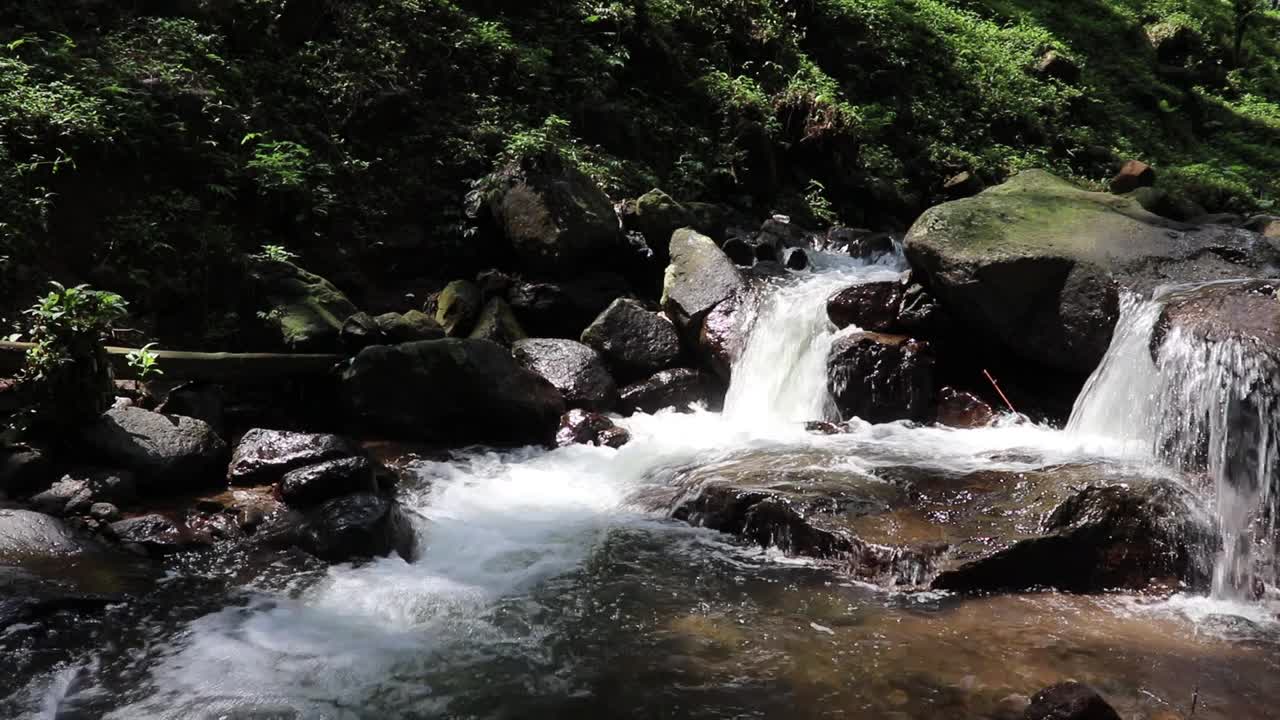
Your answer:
[1,0,1278,348]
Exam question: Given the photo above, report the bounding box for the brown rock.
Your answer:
[827,333,935,423]
[1109,160,1155,194]
[943,171,985,199]
[827,281,905,332]
[935,387,996,428]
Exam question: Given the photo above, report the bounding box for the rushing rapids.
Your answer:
[7,255,1280,719]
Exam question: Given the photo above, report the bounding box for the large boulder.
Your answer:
[375,310,445,343]
[904,170,1279,375]
[486,157,626,275]
[0,508,98,563]
[342,339,566,445]
[698,290,760,382]
[619,368,723,414]
[507,273,631,339]
[249,258,359,351]
[827,333,935,423]
[1151,279,1280,363]
[512,338,618,411]
[932,479,1216,593]
[580,298,682,383]
[227,428,360,487]
[662,228,746,337]
[80,408,228,493]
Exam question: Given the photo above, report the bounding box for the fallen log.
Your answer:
[0,342,346,383]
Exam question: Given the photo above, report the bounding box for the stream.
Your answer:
[5,251,1280,719]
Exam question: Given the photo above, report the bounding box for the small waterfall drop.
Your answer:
[723,251,906,425]
[1068,285,1280,600]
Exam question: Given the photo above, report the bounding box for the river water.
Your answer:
[7,255,1280,719]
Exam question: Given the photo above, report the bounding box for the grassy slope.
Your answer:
[0,0,1276,346]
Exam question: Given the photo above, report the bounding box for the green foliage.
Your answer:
[125,342,163,380]
[255,243,299,263]
[803,180,839,227]
[16,282,127,434]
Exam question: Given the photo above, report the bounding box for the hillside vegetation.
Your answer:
[1,0,1278,346]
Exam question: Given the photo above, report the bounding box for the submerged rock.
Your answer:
[81,408,228,493]
[935,387,996,428]
[228,428,360,487]
[904,170,1279,375]
[297,493,416,563]
[1023,682,1121,720]
[827,333,935,423]
[342,339,565,445]
[932,478,1216,593]
[581,298,682,383]
[619,368,723,415]
[513,338,618,411]
[556,409,630,449]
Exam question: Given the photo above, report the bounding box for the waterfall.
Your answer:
[723,251,906,425]
[1068,285,1280,600]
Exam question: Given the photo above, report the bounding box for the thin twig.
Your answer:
[1189,684,1199,718]
[982,369,1017,414]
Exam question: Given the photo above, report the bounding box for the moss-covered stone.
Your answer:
[435,280,482,337]
[250,259,359,352]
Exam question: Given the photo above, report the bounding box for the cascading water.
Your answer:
[1068,284,1280,600]
[723,250,906,425]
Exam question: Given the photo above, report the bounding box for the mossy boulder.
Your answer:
[434,280,482,337]
[250,258,359,352]
[662,228,746,337]
[625,189,728,262]
[904,170,1279,375]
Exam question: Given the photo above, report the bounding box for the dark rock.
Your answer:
[342,339,565,445]
[752,238,780,263]
[109,514,191,553]
[507,272,631,339]
[721,237,755,266]
[1033,51,1081,84]
[825,226,871,253]
[227,428,360,487]
[375,309,445,343]
[467,297,528,347]
[1151,280,1280,365]
[783,247,809,270]
[1243,214,1280,238]
[513,339,619,411]
[625,189,725,263]
[1189,212,1245,227]
[0,508,98,561]
[580,298,682,383]
[0,445,53,496]
[849,231,897,260]
[932,479,1215,593]
[298,493,416,563]
[804,421,843,435]
[435,280,482,337]
[556,409,630,448]
[935,387,996,428]
[476,268,516,302]
[30,470,136,516]
[662,228,746,336]
[249,258,359,351]
[81,408,228,493]
[904,170,1279,376]
[157,382,225,435]
[619,368,723,415]
[487,158,625,275]
[894,282,944,336]
[1023,682,1121,720]
[827,281,905,332]
[1109,159,1155,194]
[943,171,985,199]
[340,311,384,350]
[1147,22,1201,66]
[699,290,760,381]
[89,502,120,522]
[828,333,935,423]
[759,216,810,249]
[279,456,378,507]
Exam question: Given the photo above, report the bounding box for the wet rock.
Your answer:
[1151,279,1280,365]
[1023,682,1121,720]
[556,409,631,448]
[249,257,359,352]
[894,281,944,336]
[721,237,755,266]
[375,309,445,343]
[804,421,844,435]
[486,158,626,275]
[752,238,780,263]
[936,387,996,428]
[89,502,120,522]
[467,297,527,347]
[581,298,682,383]
[512,338,618,411]
[342,339,565,445]
[619,368,723,415]
[758,216,810,249]
[904,170,1278,375]
[228,428,359,487]
[943,171,985,199]
[932,479,1216,593]
[0,445,53,496]
[298,493,416,563]
[279,456,378,507]
[109,514,190,553]
[435,279,482,337]
[783,247,809,270]
[699,291,760,381]
[828,333,935,423]
[29,470,136,517]
[0,508,98,561]
[507,272,632,339]
[0,566,118,629]
[81,407,228,493]
[849,231,897,260]
[662,228,746,337]
[827,280,905,332]
[157,382,225,435]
